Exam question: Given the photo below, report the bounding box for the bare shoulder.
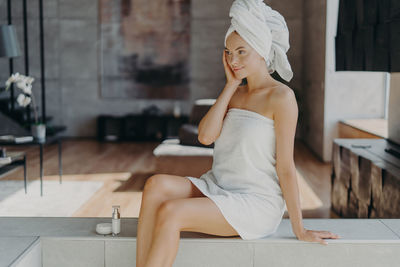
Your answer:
[270,84,296,104]
[270,84,298,119]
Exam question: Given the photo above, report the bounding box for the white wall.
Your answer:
[323,0,387,161]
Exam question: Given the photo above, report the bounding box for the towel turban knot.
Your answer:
[224,0,293,82]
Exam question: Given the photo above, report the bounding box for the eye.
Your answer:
[238,50,245,54]
[225,50,231,55]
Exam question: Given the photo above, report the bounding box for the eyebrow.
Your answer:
[224,46,245,51]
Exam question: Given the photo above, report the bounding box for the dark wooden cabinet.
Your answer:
[97,114,188,142]
[331,138,400,218]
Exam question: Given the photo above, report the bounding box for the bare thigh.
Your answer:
[158,197,240,237]
[143,174,206,200]
[145,174,239,237]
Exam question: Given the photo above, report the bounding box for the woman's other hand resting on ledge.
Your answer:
[296,228,341,245]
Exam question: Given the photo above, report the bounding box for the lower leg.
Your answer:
[136,175,205,267]
[136,195,164,267]
[144,222,181,267]
[142,197,239,266]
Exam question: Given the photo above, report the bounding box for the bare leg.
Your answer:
[136,174,205,267]
[144,197,239,267]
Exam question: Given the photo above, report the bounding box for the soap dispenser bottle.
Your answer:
[112,205,121,236]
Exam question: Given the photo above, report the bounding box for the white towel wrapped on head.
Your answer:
[224,0,293,82]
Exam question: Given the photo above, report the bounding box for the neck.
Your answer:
[245,65,278,93]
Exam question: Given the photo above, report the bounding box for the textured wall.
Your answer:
[301,0,326,159]
[0,0,305,137]
[0,0,193,137]
[189,0,231,102]
[0,0,388,161]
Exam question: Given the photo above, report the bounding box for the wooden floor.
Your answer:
[1,139,339,219]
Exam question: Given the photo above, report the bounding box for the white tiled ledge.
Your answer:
[1,218,400,267]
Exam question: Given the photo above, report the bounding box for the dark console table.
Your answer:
[0,152,27,193]
[0,136,63,196]
[331,138,400,218]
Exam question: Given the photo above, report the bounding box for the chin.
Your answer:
[235,71,247,80]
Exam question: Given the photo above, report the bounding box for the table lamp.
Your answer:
[0,24,21,58]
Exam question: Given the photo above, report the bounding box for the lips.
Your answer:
[233,67,243,72]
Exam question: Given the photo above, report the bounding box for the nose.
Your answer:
[230,54,239,67]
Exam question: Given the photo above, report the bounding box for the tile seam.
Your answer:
[379,219,400,239]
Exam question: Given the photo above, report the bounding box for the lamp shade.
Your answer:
[0,25,21,58]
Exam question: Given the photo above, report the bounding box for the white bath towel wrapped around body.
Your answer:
[185,108,286,240]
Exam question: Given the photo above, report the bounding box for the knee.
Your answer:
[155,200,182,229]
[143,174,169,197]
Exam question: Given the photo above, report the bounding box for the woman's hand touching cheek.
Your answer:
[223,51,242,88]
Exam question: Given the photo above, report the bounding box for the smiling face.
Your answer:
[225,31,265,80]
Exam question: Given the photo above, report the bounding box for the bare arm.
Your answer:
[273,88,340,245]
[198,84,237,145]
[198,51,242,145]
[273,88,303,236]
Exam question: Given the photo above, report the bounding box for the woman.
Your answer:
[136,1,340,266]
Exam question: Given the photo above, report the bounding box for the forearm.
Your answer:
[278,170,304,237]
[198,84,237,144]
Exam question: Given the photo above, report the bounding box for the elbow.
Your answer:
[276,165,297,180]
[198,134,214,146]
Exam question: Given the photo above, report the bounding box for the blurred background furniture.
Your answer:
[331,138,400,218]
[178,99,215,148]
[0,151,27,193]
[153,139,213,177]
[153,99,215,177]
[0,136,62,196]
[97,113,189,142]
